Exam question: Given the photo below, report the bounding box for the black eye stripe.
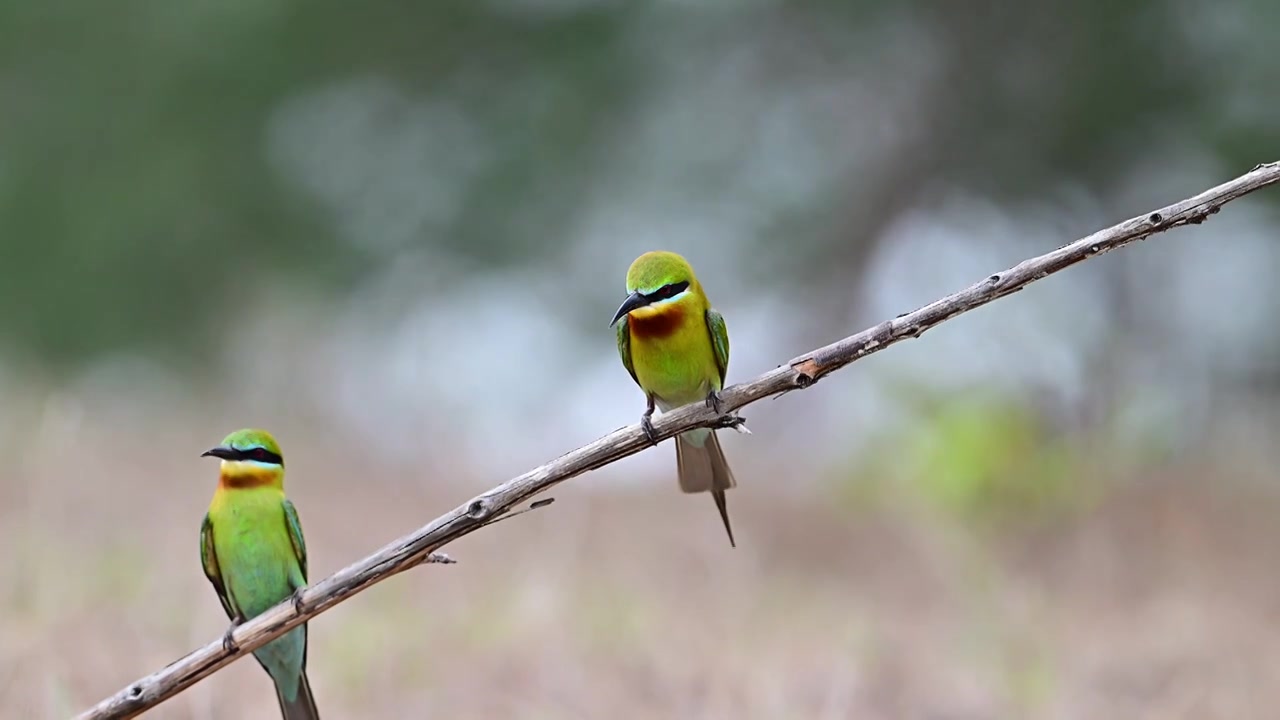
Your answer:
[644,280,689,301]
[230,447,284,465]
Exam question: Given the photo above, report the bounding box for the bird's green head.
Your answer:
[610,251,700,326]
[202,428,284,486]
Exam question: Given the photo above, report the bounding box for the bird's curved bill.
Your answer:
[610,291,649,326]
[201,446,237,460]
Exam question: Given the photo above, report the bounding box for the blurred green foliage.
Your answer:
[1,0,1276,373]
[834,391,1103,530]
[0,2,633,369]
[902,396,1084,522]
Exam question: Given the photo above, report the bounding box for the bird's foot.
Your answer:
[290,587,307,615]
[640,413,660,445]
[717,414,750,434]
[705,390,725,416]
[221,620,242,654]
[707,391,750,434]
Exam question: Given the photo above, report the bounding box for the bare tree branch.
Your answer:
[75,161,1280,719]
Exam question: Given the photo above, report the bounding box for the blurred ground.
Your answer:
[6,405,1280,720]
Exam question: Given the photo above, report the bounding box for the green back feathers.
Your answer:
[625,251,699,295]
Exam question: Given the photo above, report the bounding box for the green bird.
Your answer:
[611,250,738,547]
[199,428,319,720]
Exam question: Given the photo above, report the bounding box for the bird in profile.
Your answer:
[199,428,319,720]
[611,250,738,547]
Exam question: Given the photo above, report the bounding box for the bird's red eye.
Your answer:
[251,448,270,461]
[653,281,690,300]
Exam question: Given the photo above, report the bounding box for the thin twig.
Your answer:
[74,161,1280,719]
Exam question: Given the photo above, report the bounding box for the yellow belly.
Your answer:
[630,326,721,411]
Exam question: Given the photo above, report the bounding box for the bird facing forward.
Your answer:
[199,428,319,720]
[611,250,738,547]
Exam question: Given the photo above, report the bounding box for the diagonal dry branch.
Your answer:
[75,161,1280,719]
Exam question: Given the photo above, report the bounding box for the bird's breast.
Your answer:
[208,491,298,616]
[627,305,720,406]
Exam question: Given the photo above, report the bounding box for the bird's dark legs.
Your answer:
[705,389,724,415]
[706,389,747,431]
[641,394,659,445]
[640,390,744,440]
[222,618,243,654]
[290,586,307,614]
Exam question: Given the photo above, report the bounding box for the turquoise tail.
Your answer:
[274,669,320,720]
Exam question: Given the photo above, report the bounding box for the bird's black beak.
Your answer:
[201,446,237,460]
[610,291,650,327]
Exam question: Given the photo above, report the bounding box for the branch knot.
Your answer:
[466,499,493,521]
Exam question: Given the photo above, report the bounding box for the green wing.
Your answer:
[615,315,639,387]
[705,308,730,387]
[282,499,308,585]
[199,513,239,621]
[282,499,310,671]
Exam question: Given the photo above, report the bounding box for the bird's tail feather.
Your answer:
[675,430,737,548]
[276,670,320,720]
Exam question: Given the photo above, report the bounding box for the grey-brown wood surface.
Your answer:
[75,161,1280,719]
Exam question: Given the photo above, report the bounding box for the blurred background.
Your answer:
[2,1,1279,718]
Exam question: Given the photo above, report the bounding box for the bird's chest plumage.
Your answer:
[629,306,720,409]
[209,490,294,617]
